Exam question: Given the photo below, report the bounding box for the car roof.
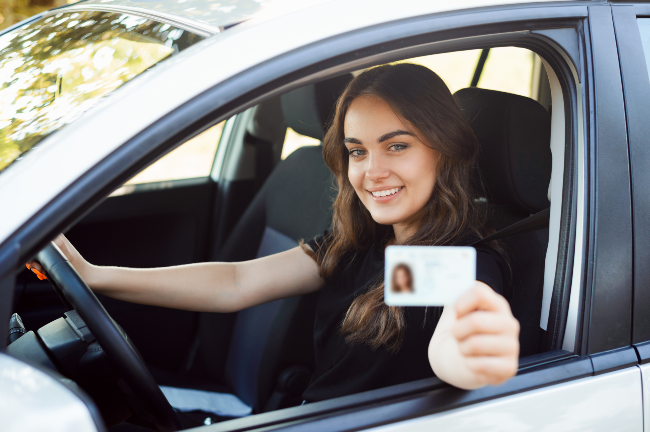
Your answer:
[59,0,336,34]
[57,0,574,36]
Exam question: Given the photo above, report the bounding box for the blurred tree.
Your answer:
[0,10,202,171]
[0,0,72,31]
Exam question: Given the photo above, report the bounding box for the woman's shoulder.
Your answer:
[305,230,333,258]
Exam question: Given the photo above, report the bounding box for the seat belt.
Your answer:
[472,207,550,246]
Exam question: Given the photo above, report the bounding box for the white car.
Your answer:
[1,0,649,430]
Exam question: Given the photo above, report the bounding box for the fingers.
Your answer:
[53,234,72,259]
[24,234,70,281]
[25,262,47,280]
[458,334,519,357]
[453,311,519,341]
[450,282,520,387]
[464,356,519,386]
[455,282,510,318]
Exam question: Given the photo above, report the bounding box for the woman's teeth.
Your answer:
[371,187,402,197]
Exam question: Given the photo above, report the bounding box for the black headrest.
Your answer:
[455,87,552,214]
[281,74,353,140]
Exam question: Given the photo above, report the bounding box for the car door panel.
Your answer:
[367,367,643,432]
[17,180,216,371]
[70,180,215,371]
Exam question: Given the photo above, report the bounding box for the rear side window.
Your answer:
[406,47,539,99]
[0,11,203,173]
[281,127,320,159]
[279,47,544,161]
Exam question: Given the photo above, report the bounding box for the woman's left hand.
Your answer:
[452,283,520,386]
[428,282,519,389]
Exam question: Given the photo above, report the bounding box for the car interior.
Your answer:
[9,46,558,430]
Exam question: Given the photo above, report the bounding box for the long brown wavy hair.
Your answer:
[304,63,488,352]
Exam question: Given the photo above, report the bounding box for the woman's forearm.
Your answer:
[85,262,242,313]
[70,244,324,313]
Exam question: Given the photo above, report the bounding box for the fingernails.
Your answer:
[31,268,47,280]
[25,263,31,270]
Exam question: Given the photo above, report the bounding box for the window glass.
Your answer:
[108,121,225,195]
[405,47,535,97]
[281,127,320,159]
[637,18,650,83]
[0,11,203,173]
[278,47,537,161]
[404,50,482,94]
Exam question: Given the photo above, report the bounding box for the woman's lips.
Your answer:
[367,186,404,202]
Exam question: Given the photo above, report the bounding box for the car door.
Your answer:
[186,3,643,431]
[14,121,228,372]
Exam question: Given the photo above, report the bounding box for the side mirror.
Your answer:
[0,352,104,431]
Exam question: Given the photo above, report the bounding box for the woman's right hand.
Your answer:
[27,234,93,282]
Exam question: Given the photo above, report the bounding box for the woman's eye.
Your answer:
[348,148,365,158]
[389,144,408,152]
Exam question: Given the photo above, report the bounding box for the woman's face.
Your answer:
[344,95,440,231]
[394,267,412,292]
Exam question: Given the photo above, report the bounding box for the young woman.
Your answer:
[391,264,414,293]
[30,63,520,400]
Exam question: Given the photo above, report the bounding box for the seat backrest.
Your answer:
[455,87,552,357]
[197,74,352,412]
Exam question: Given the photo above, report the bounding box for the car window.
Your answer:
[281,127,320,159]
[125,121,225,185]
[0,11,203,173]
[278,47,538,161]
[637,18,650,82]
[406,47,536,98]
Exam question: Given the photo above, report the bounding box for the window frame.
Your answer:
[0,1,631,430]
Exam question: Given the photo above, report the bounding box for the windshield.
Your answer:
[0,11,204,173]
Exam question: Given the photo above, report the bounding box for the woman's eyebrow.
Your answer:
[343,137,362,144]
[378,130,415,142]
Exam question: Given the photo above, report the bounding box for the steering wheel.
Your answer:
[37,242,182,431]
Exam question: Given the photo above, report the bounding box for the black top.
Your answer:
[302,232,507,402]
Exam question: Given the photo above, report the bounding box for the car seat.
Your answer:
[152,74,353,423]
[454,87,552,357]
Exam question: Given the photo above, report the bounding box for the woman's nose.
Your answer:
[365,154,390,182]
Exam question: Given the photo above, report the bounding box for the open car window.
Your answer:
[0,11,203,173]
[407,47,543,101]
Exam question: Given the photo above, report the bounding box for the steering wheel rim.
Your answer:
[37,242,182,431]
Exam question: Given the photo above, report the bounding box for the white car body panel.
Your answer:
[0,0,570,246]
[0,353,98,431]
[367,367,643,432]
[65,0,335,33]
[638,364,650,431]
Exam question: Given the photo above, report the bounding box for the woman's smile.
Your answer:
[368,186,404,201]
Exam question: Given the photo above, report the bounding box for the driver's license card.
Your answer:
[384,246,476,306]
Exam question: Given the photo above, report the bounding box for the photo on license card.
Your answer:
[384,246,476,306]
